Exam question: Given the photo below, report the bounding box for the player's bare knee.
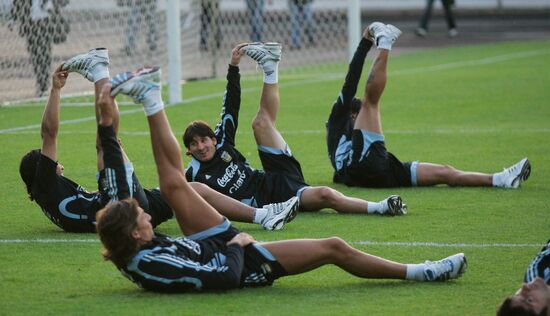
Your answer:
[363,98,380,110]
[251,114,272,133]
[159,174,185,197]
[440,165,460,186]
[324,237,352,260]
[188,182,208,195]
[317,187,340,205]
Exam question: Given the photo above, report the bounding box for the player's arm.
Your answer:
[214,44,247,147]
[335,30,373,112]
[41,64,69,161]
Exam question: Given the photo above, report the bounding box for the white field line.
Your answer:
[4,127,550,136]
[0,238,543,248]
[1,48,549,135]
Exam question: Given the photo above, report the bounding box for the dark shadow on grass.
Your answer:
[96,278,467,299]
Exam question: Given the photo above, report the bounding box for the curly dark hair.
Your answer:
[96,199,141,268]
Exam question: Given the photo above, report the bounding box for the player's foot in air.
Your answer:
[367,22,402,50]
[499,158,531,189]
[241,42,282,66]
[423,253,467,281]
[261,196,300,231]
[110,67,161,102]
[62,48,110,82]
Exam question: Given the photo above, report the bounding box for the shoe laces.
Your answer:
[266,202,285,215]
[503,162,521,175]
[245,48,268,63]
[126,81,157,103]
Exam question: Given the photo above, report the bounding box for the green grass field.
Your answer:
[1,40,549,315]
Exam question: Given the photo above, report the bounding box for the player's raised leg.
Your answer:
[353,23,401,134]
[62,48,117,171]
[242,42,287,150]
[110,67,224,235]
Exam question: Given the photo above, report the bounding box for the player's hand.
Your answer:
[230,43,248,66]
[227,232,256,247]
[362,27,373,41]
[52,64,69,90]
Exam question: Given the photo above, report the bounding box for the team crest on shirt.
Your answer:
[220,151,232,163]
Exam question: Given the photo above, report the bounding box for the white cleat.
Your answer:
[261,196,299,231]
[109,66,161,104]
[423,253,467,281]
[501,158,531,189]
[241,42,282,66]
[368,22,402,49]
[62,48,109,82]
[384,24,402,45]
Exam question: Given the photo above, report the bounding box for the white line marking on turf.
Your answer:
[2,48,548,135]
[352,241,544,248]
[0,239,543,248]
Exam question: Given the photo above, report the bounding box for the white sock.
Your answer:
[405,264,426,281]
[92,64,110,83]
[492,172,503,187]
[253,208,268,224]
[367,201,386,214]
[142,88,164,117]
[262,61,279,84]
[377,37,393,51]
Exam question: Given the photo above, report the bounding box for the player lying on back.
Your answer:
[182,42,406,217]
[18,48,298,232]
[326,22,531,188]
[497,239,549,316]
[96,67,467,292]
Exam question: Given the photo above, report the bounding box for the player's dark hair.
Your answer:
[497,297,548,316]
[19,149,41,201]
[182,120,215,148]
[351,97,362,114]
[96,199,141,268]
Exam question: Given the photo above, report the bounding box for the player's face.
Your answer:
[56,163,65,176]
[510,278,550,315]
[133,207,153,243]
[187,135,217,162]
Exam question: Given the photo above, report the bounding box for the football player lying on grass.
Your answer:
[95,67,467,292]
[497,239,550,316]
[326,23,530,189]
[182,42,406,217]
[19,49,298,233]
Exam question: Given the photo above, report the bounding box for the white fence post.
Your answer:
[166,0,182,104]
[347,0,361,61]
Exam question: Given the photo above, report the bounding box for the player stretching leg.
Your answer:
[96,68,466,292]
